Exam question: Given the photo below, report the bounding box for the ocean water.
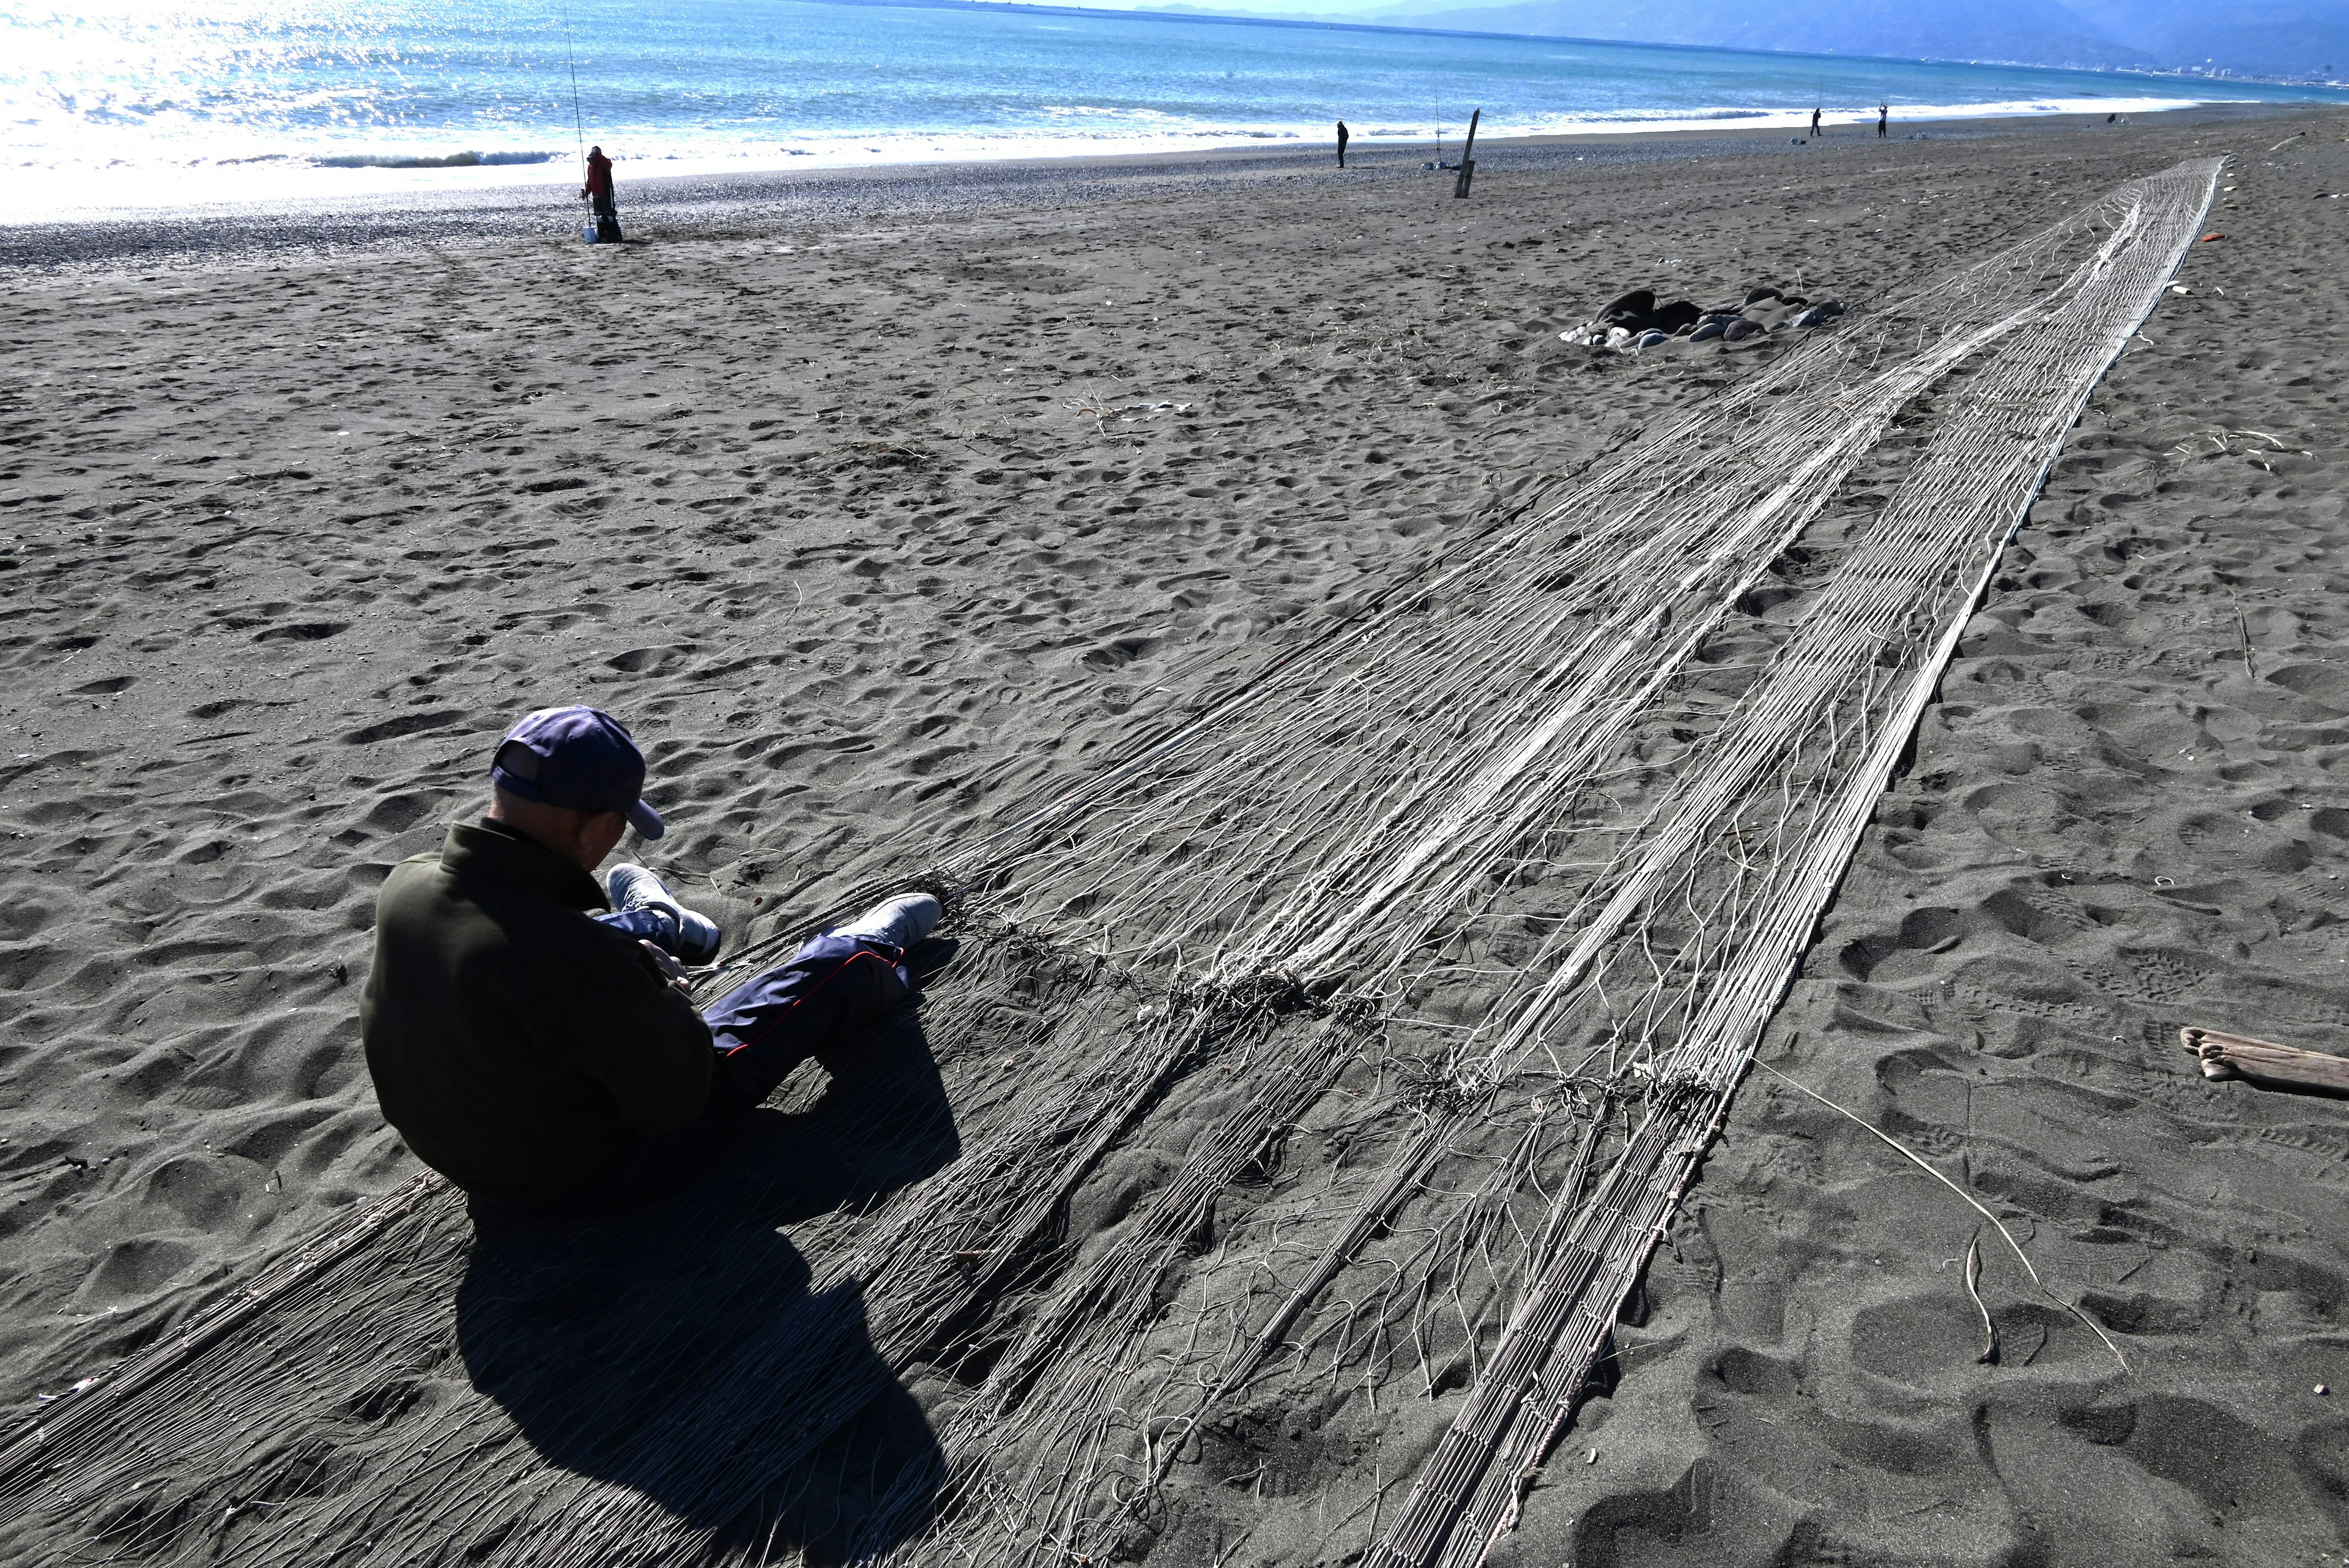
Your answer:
[5,0,2341,218]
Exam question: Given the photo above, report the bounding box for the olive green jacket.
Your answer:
[360,820,711,1197]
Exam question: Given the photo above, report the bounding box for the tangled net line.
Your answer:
[0,158,2217,1568]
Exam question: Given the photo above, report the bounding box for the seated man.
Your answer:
[360,704,938,1222]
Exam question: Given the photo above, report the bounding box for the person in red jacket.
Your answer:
[581,146,620,241]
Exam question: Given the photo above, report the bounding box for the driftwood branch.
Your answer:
[2181,1027,2349,1096]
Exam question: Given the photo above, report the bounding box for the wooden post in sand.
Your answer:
[1453,109,1480,198]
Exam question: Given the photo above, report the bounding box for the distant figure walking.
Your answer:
[1810,106,1822,139]
[1337,120,1351,168]
[582,145,621,242]
[1877,102,1889,138]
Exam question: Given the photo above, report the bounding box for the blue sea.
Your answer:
[6,0,2342,217]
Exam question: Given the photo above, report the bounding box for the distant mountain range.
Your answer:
[1332,0,2346,81]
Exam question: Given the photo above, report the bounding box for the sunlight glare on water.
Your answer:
[11,1,547,158]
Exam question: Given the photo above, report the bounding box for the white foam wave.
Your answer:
[4,92,2236,224]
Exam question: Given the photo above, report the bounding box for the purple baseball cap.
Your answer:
[488,706,665,840]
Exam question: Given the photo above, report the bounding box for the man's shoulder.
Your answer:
[376,850,453,913]
[374,845,604,943]
[383,848,444,881]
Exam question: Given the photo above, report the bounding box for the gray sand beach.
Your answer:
[2,103,2346,1565]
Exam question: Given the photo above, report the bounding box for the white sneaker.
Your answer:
[837,892,942,951]
[606,864,723,965]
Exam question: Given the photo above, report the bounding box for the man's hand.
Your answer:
[639,939,692,991]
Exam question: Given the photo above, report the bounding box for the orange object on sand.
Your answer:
[2200,232,2226,242]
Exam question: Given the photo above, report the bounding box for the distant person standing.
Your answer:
[582,145,621,243]
[1877,102,1888,138]
[1810,106,1822,139]
[1337,120,1351,168]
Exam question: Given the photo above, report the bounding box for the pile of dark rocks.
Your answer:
[1558,286,1846,354]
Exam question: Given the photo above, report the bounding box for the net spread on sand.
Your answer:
[0,158,2217,1568]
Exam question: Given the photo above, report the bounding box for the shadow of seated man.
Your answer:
[453,1006,957,1559]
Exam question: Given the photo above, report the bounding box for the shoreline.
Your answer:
[2,89,2263,226]
[0,99,2318,281]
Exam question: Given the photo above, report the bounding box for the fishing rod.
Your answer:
[562,0,585,179]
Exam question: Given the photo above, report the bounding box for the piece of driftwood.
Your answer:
[2181,1027,2349,1094]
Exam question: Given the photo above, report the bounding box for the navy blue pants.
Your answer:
[699,931,914,1110]
[488,927,913,1222]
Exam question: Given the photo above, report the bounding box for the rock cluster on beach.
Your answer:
[1557,284,1846,353]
